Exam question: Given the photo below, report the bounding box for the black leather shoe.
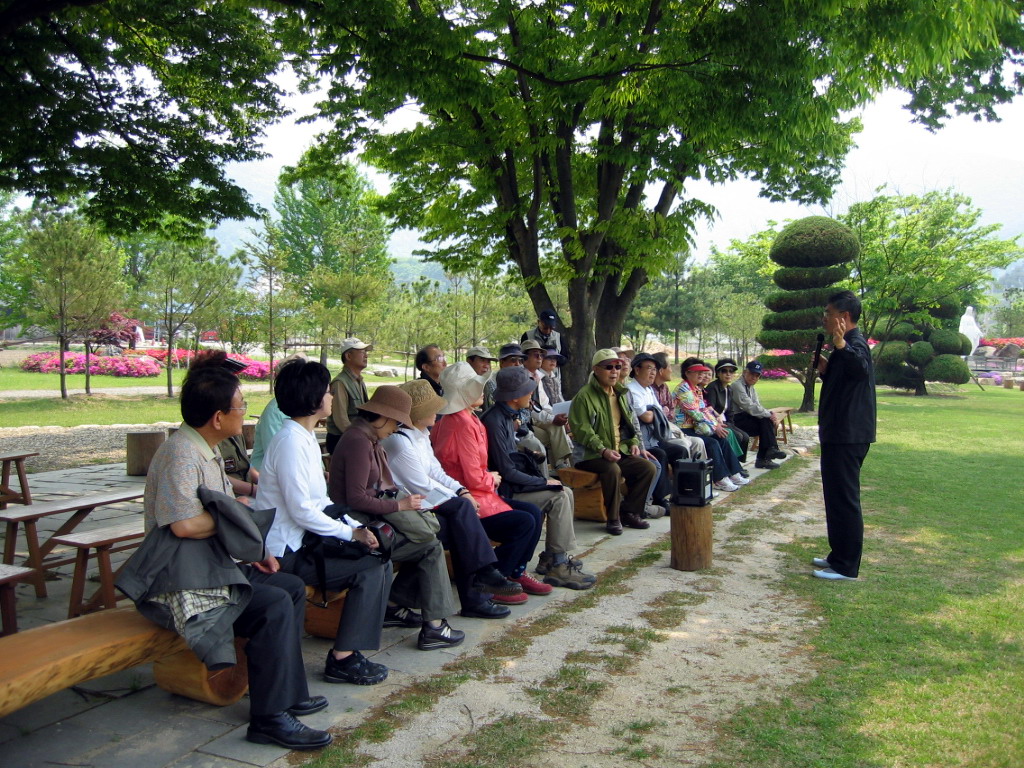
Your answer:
[470,566,524,596]
[288,695,328,717]
[461,600,511,619]
[606,519,624,535]
[246,711,332,749]
[754,459,780,469]
[767,449,787,460]
[621,512,650,530]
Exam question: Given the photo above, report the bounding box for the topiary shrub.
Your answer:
[928,328,963,355]
[768,216,861,268]
[772,265,851,291]
[959,333,974,356]
[888,322,920,342]
[875,341,909,367]
[764,287,836,313]
[762,307,824,331]
[908,341,935,367]
[923,354,971,385]
[758,216,857,411]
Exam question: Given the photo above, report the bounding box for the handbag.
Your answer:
[300,504,395,608]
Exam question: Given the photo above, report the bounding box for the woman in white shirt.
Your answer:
[381,379,522,619]
[258,359,392,687]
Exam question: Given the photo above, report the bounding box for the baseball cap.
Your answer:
[341,337,372,356]
[539,309,558,324]
[745,361,764,374]
[466,346,497,361]
[591,348,625,367]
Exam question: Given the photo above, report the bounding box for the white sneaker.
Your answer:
[714,479,739,492]
[730,473,750,486]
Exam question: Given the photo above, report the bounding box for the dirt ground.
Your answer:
[286,435,826,768]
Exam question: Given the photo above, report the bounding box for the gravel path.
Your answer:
[0,423,180,473]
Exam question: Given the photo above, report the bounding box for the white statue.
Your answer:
[958,306,983,355]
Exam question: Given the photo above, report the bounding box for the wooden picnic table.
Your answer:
[53,519,146,618]
[0,564,35,636]
[0,451,38,509]
[0,489,144,598]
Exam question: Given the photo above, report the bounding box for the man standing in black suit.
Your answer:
[813,290,876,581]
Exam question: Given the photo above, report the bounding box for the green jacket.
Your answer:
[569,374,642,463]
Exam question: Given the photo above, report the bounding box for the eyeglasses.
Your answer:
[227,400,248,414]
[599,363,623,371]
[430,356,446,364]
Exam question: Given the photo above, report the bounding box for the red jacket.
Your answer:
[430,409,511,519]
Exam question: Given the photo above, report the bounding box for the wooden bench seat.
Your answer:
[0,564,35,636]
[304,586,348,639]
[0,489,144,598]
[557,467,610,521]
[0,607,248,719]
[52,519,146,617]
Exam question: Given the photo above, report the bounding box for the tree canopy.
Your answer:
[278,0,1023,389]
[0,0,289,232]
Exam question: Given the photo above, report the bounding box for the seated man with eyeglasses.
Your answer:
[568,349,658,536]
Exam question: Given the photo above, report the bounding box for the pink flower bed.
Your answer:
[21,352,161,377]
[981,337,1024,349]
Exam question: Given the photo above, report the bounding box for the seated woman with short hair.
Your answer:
[257,359,392,686]
[673,358,750,493]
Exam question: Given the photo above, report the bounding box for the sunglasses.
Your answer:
[599,363,623,370]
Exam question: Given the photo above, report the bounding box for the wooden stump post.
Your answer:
[1003,377,1014,389]
[670,504,712,571]
[126,432,166,476]
[241,423,256,450]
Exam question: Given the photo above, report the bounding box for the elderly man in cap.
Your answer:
[522,308,568,380]
[729,361,787,469]
[466,346,498,377]
[521,339,573,469]
[326,337,372,454]
[569,349,658,535]
[481,367,595,589]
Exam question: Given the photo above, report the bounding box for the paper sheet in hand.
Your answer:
[421,487,451,509]
[551,399,572,416]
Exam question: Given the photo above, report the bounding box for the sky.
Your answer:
[211,84,1024,268]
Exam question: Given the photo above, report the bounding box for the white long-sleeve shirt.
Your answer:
[381,427,461,499]
[257,419,360,557]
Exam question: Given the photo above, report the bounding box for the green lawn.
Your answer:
[0,366,189,391]
[0,392,278,428]
[707,384,1024,768]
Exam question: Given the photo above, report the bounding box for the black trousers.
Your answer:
[235,567,310,718]
[435,496,499,611]
[279,549,392,653]
[479,500,543,578]
[732,412,775,460]
[649,441,689,504]
[820,442,870,578]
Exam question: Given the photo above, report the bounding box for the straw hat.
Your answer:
[492,367,538,402]
[437,362,488,414]
[358,385,413,425]
[398,379,447,424]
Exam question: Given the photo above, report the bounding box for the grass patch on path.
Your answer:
[705,385,1024,768]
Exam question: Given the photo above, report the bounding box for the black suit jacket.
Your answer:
[819,327,876,445]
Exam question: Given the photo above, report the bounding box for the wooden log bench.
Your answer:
[0,451,38,509]
[52,519,146,618]
[0,489,144,598]
[0,564,35,636]
[304,587,349,640]
[0,607,248,719]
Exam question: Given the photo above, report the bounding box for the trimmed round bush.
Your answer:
[773,265,850,290]
[762,307,823,331]
[876,361,920,390]
[908,341,934,366]
[875,341,910,367]
[929,298,963,320]
[928,328,963,355]
[764,287,835,313]
[923,354,971,385]
[959,333,974,356]
[756,329,822,350]
[769,216,860,268]
[887,322,919,342]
